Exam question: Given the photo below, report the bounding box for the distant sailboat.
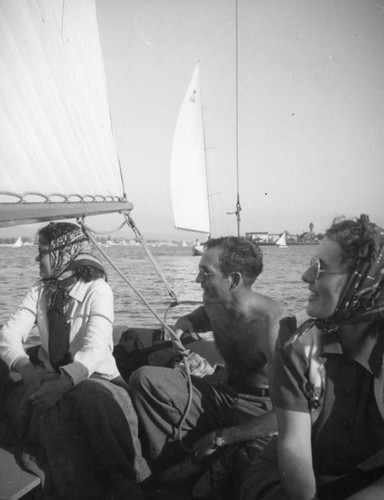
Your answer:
[192,239,204,256]
[170,63,210,257]
[12,237,23,248]
[275,231,288,248]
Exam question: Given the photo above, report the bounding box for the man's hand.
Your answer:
[29,375,73,411]
[14,358,41,397]
[162,317,196,341]
[171,317,198,341]
[193,430,225,458]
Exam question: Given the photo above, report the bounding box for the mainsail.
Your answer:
[170,63,210,235]
[0,0,132,227]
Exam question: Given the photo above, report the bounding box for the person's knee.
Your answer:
[70,379,133,425]
[69,379,119,415]
[129,366,158,394]
[73,379,105,398]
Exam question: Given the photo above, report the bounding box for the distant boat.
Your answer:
[170,63,210,257]
[12,237,23,248]
[191,240,206,257]
[275,231,288,248]
[191,239,204,256]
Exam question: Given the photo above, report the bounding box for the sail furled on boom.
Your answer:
[170,63,210,234]
[0,0,131,225]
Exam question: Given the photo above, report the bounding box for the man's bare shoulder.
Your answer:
[249,291,287,321]
[246,293,287,362]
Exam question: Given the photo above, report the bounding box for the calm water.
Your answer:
[0,244,315,329]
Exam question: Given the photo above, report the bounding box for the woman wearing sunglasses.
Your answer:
[0,222,148,499]
[240,215,384,500]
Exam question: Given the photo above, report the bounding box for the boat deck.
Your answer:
[0,446,40,500]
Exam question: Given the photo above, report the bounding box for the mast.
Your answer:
[201,68,212,238]
[235,0,241,237]
[227,0,241,236]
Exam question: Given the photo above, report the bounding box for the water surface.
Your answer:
[0,244,315,328]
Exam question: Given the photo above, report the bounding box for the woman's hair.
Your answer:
[72,265,105,283]
[204,236,263,286]
[325,215,379,271]
[38,222,79,243]
[38,222,105,282]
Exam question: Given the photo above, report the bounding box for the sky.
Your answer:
[2,0,384,240]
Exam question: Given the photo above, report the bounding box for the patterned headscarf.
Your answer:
[45,223,102,279]
[284,218,384,348]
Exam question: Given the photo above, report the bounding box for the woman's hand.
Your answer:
[14,358,41,397]
[29,375,73,411]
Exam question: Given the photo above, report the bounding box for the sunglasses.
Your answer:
[197,269,223,282]
[37,248,50,259]
[309,257,346,279]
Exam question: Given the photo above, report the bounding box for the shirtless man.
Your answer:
[129,236,285,474]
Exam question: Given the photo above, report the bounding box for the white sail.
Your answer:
[12,237,23,248]
[0,0,132,227]
[170,63,210,234]
[275,231,288,247]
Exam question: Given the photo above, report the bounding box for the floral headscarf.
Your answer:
[46,224,101,279]
[284,220,384,348]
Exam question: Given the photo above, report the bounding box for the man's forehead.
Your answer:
[199,247,222,267]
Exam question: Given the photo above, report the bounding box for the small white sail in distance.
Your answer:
[12,237,23,248]
[275,231,288,248]
[170,63,210,235]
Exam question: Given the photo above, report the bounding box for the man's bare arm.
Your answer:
[193,410,277,457]
[174,306,212,333]
[164,306,212,341]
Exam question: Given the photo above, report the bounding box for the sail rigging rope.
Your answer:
[123,213,179,305]
[80,218,182,343]
[79,217,194,452]
[76,219,128,235]
[78,214,180,305]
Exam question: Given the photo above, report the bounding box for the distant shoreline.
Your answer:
[256,241,319,246]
